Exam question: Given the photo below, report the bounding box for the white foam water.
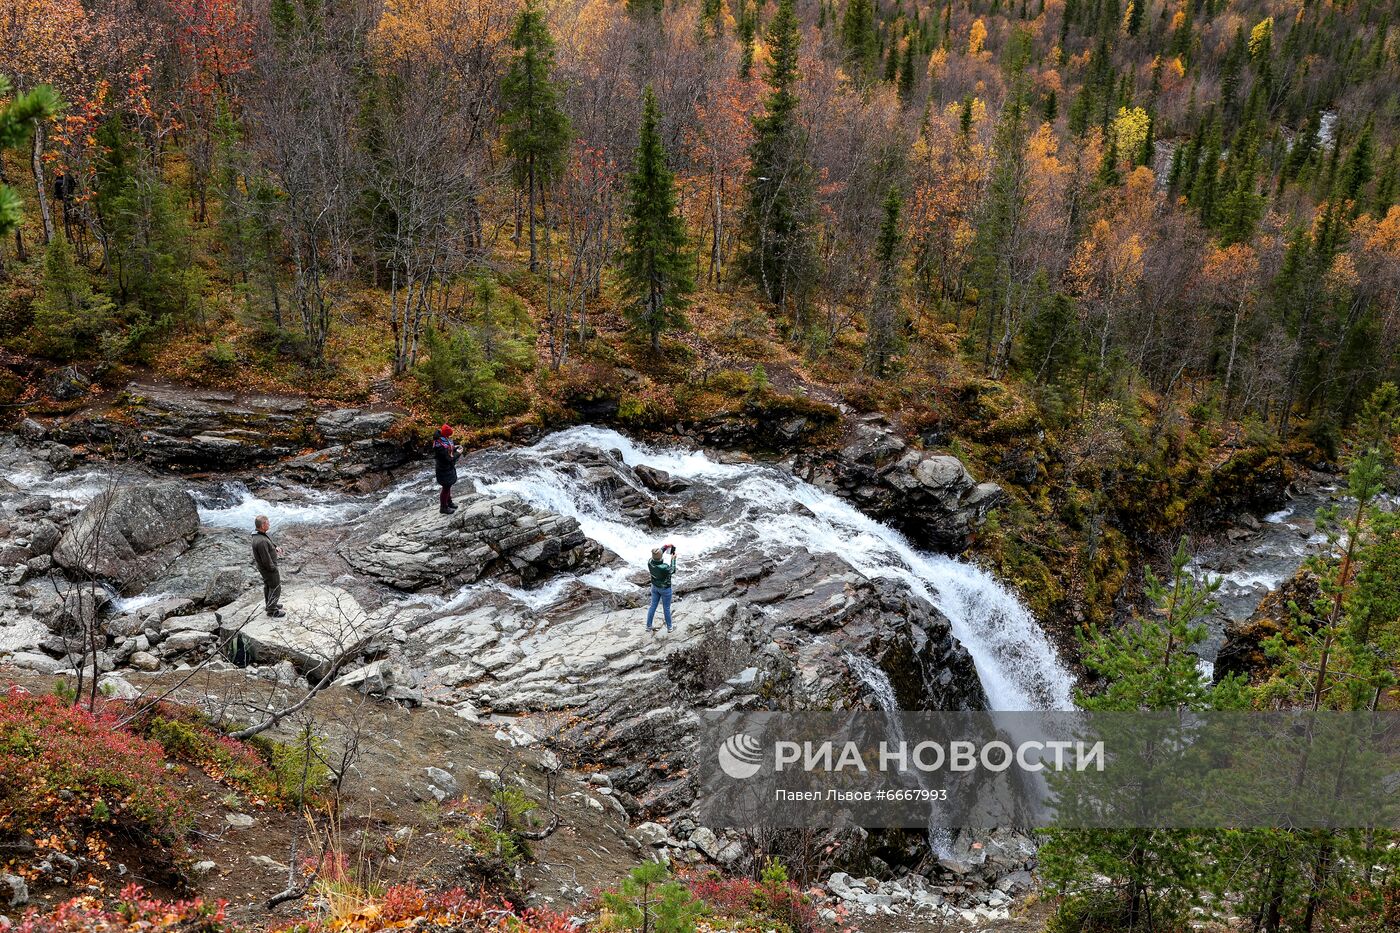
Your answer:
[479,426,1076,712]
[196,473,428,530]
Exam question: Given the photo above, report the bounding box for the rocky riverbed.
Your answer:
[0,383,1079,901]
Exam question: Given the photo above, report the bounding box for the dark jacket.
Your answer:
[433,434,460,487]
[252,532,279,577]
[648,556,676,589]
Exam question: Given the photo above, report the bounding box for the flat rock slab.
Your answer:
[217,584,374,677]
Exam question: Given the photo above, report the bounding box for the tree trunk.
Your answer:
[527,161,539,272]
[31,121,55,245]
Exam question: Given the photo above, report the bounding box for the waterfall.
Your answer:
[473,426,1077,713]
[845,651,956,860]
[185,424,1076,713]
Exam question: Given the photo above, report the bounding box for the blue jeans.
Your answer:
[647,585,673,631]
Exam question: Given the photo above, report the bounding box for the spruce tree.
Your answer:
[738,0,757,79]
[841,0,879,78]
[1040,541,1244,931]
[864,187,903,375]
[897,37,917,103]
[501,1,571,273]
[741,0,817,317]
[620,87,693,353]
[32,231,116,360]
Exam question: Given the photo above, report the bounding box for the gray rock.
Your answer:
[224,812,255,828]
[52,484,200,592]
[801,426,1004,553]
[217,584,375,677]
[45,366,91,401]
[344,494,601,592]
[316,409,399,443]
[336,659,419,703]
[634,821,671,846]
[162,611,220,635]
[128,650,161,672]
[0,870,28,907]
[190,861,218,876]
[425,766,459,795]
[98,673,140,700]
[160,630,215,655]
[29,520,61,556]
[7,651,65,674]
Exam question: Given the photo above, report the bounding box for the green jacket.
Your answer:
[648,556,676,589]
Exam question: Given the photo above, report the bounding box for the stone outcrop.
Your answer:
[52,484,200,592]
[344,494,601,591]
[801,419,1004,553]
[217,584,378,677]
[46,383,411,480]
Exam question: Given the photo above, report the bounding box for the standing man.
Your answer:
[434,424,461,514]
[646,543,677,633]
[252,515,285,619]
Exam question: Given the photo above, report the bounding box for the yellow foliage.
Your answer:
[1249,17,1274,59]
[1363,206,1400,254]
[927,47,948,80]
[1112,106,1151,158]
[1121,2,1135,32]
[968,18,988,55]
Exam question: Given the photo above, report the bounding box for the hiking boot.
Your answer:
[268,609,286,619]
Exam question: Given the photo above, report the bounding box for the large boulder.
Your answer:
[217,584,378,677]
[343,494,601,591]
[802,422,1004,553]
[52,484,200,592]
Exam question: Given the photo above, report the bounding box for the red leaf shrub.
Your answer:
[13,884,237,932]
[124,700,280,802]
[0,688,191,846]
[687,874,825,933]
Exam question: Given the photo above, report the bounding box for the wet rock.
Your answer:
[52,484,200,593]
[634,464,689,493]
[344,494,601,592]
[799,424,1003,553]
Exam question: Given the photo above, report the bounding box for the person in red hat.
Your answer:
[432,424,461,514]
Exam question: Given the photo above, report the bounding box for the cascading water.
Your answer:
[472,426,1077,713]
[142,424,1075,711]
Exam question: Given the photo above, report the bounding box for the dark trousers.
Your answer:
[440,485,454,509]
[261,570,282,613]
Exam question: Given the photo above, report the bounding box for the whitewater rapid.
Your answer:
[468,427,1077,712]
[182,425,1076,711]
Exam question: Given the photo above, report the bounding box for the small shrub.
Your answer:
[129,701,287,804]
[204,340,238,369]
[687,860,823,933]
[599,862,705,933]
[0,689,190,846]
[13,884,239,932]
